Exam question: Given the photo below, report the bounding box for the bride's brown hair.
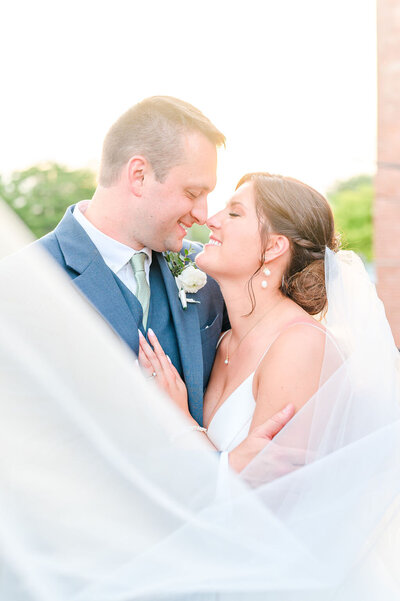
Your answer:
[236,173,340,315]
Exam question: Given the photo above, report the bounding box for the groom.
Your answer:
[38,96,293,470]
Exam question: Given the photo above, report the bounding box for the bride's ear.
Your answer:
[263,234,290,263]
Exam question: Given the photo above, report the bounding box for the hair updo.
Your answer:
[236,173,340,316]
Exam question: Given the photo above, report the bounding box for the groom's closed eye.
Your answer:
[186,190,201,199]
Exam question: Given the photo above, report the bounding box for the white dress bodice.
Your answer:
[206,372,256,452]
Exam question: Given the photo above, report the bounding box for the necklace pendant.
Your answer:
[224,358,229,365]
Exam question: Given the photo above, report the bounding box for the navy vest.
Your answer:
[111,257,183,378]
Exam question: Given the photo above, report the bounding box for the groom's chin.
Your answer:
[168,239,184,253]
[155,235,183,253]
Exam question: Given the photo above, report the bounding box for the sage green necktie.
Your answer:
[130,252,150,328]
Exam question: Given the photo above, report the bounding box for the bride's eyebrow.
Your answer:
[226,200,245,209]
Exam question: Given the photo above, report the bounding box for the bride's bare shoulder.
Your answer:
[249,322,327,428]
[266,320,326,364]
[255,321,327,393]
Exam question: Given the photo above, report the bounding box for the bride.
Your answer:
[139,173,343,467]
[0,173,399,600]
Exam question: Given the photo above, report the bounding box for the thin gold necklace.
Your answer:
[224,299,283,365]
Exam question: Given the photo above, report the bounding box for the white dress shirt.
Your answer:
[73,201,152,296]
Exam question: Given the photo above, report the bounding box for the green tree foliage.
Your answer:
[327,175,373,261]
[0,163,96,239]
[1,163,373,262]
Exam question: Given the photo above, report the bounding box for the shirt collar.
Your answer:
[73,201,152,273]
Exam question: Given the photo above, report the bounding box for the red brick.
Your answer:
[376,0,400,346]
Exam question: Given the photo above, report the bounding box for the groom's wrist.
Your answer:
[227,448,242,472]
[228,442,253,473]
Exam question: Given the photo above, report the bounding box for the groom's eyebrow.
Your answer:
[187,184,213,192]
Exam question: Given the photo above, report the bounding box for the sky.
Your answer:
[1,0,376,212]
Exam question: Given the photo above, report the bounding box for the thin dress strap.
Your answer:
[254,320,330,371]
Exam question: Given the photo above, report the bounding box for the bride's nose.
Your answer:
[206,210,223,231]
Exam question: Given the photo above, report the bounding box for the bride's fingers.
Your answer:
[147,329,176,383]
[138,346,158,380]
[165,356,184,383]
[138,344,152,373]
[147,332,181,384]
[138,331,178,394]
[140,331,188,410]
[138,331,162,377]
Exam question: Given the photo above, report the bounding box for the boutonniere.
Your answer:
[163,248,207,309]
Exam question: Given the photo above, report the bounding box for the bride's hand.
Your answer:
[138,329,190,416]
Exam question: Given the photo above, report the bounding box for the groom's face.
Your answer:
[137,132,217,252]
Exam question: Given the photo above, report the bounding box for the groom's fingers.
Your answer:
[229,405,296,473]
[254,404,295,441]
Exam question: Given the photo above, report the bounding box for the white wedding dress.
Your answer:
[0,206,399,600]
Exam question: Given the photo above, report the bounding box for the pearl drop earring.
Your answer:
[261,266,271,289]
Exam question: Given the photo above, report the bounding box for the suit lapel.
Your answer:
[55,208,141,352]
[74,258,141,351]
[156,253,204,422]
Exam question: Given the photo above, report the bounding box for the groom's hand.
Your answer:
[228,404,295,473]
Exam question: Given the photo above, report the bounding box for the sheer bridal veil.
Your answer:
[0,206,399,600]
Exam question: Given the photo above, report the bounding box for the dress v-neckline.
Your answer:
[205,370,257,430]
[205,370,256,431]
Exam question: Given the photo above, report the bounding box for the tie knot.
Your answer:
[131,252,146,273]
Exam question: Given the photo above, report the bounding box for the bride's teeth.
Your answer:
[209,239,221,246]
[179,222,188,231]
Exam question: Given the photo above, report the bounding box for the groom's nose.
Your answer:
[190,194,208,225]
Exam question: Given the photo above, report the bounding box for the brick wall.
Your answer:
[375,0,400,346]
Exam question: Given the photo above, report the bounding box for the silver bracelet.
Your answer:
[171,425,208,442]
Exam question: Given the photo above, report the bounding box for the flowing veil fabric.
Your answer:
[0,208,399,600]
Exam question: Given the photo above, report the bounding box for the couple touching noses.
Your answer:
[39,95,333,471]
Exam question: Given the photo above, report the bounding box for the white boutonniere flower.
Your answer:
[164,248,207,309]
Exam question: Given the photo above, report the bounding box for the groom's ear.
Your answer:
[264,234,290,263]
[127,156,148,197]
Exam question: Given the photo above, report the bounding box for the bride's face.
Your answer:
[196,181,263,281]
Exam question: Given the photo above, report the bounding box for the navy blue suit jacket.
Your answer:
[37,206,227,425]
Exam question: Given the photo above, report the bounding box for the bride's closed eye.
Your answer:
[229,212,240,217]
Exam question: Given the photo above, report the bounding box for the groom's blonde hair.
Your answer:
[98,96,225,186]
